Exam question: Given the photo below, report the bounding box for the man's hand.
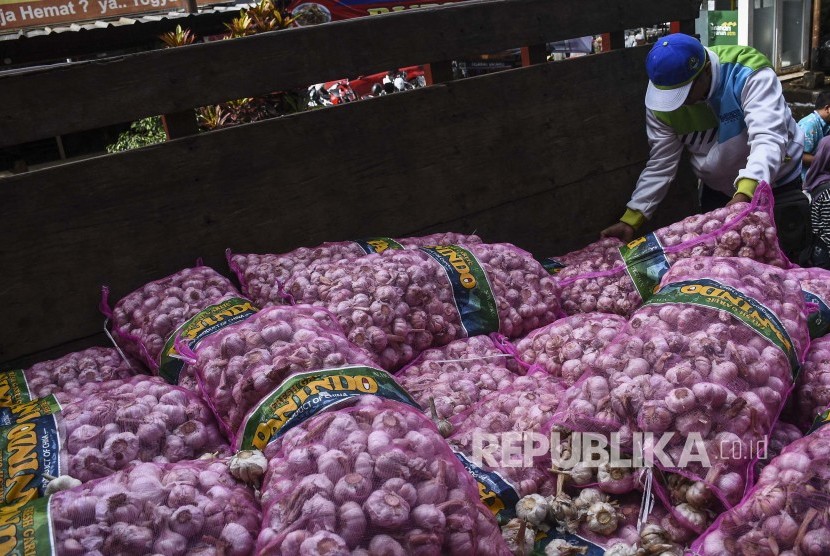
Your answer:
[600,222,635,243]
[727,193,751,206]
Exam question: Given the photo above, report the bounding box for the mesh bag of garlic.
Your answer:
[546,257,809,543]
[793,334,830,431]
[227,232,483,307]
[102,264,249,387]
[1,458,261,555]
[0,346,141,407]
[279,242,561,371]
[508,312,627,386]
[0,375,228,507]
[176,304,413,449]
[788,265,830,340]
[395,335,530,423]
[548,182,790,318]
[447,370,565,501]
[689,413,830,556]
[256,396,512,555]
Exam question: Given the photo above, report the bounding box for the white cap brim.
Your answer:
[645,80,694,112]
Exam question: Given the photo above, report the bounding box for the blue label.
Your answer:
[1,412,62,506]
[619,233,670,301]
[353,237,405,254]
[454,452,520,524]
[803,288,830,339]
[419,246,500,337]
[537,257,566,275]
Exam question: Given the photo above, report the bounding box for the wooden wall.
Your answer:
[0,0,701,365]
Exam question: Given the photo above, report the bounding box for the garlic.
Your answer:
[228,449,268,484]
[198,451,219,460]
[546,492,577,524]
[640,524,671,551]
[428,397,453,437]
[573,488,607,512]
[516,493,549,527]
[544,538,588,555]
[43,474,82,496]
[501,518,535,555]
[603,543,638,556]
[585,501,619,535]
[673,502,708,530]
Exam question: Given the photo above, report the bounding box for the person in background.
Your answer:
[798,90,830,178]
[601,33,810,262]
[803,135,830,268]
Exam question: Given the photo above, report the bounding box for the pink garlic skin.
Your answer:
[188,304,379,435]
[690,420,830,555]
[49,459,260,554]
[229,233,484,306]
[551,257,809,533]
[515,313,626,385]
[110,266,241,370]
[271,242,560,371]
[553,195,788,318]
[257,398,511,555]
[14,347,139,404]
[397,335,526,421]
[38,375,230,484]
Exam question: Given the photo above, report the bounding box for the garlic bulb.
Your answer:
[516,494,549,527]
[603,543,638,556]
[501,518,535,555]
[640,524,672,551]
[43,474,82,496]
[574,488,607,512]
[228,449,268,484]
[544,538,588,555]
[585,501,619,535]
[546,491,576,524]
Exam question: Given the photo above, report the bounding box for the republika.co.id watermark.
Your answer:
[471,430,768,470]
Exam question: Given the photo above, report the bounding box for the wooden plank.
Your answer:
[0,0,701,147]
[0,46,676,362]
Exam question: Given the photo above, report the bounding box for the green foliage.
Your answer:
[106,116,167,153]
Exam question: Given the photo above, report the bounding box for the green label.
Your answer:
[646,279,799,376]
[803,288,830,339]
[353,237,405,255]
[0,495,53,556]
[0,410,62,507]
[237,366,420,451]
[808,408,830,435]
[708,10,738,46]
[537,257,566,275]
[619,233,671,301]
[159,297,258,384]
[0,371,31,407]
[454,452,520,525]
[419,245,500,336]
[0,396,62,427]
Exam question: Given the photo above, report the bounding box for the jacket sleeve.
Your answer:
[738,67,796,192]
[626,109,685,221]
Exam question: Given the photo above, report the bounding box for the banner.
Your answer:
[288,0,453,25]
[0,0,219,34]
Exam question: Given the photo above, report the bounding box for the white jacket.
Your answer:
[628,46,804,220]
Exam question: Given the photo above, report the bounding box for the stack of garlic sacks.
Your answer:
[3,187,828,556]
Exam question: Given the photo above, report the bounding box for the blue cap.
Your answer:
[644,33,707,111]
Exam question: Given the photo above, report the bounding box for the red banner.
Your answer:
[288,0,453,25]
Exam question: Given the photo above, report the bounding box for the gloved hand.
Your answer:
[600,221,635,242]
[726,192,751,206]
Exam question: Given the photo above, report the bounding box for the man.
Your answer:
[601,33,809,261]
[803,135,830,268]
[798,90,830,177]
